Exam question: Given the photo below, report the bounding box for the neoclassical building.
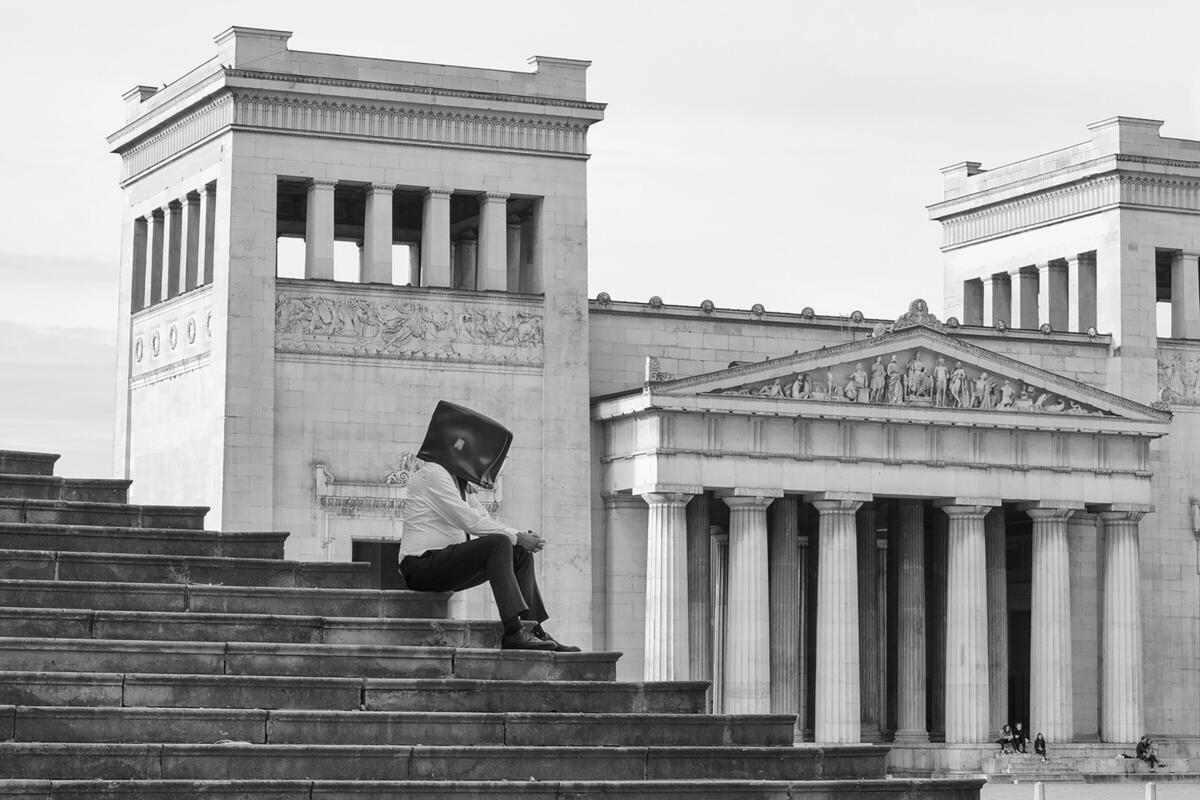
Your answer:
[110,29,1199,771]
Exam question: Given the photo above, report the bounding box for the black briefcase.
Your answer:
[416,401,513,489]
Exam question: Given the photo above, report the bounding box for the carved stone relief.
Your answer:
[314,454,502,517]
[130,291,213,382]
[1158,349,1200,406]
[276,291,544,366]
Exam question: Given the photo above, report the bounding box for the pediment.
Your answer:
[647,324,1169,425]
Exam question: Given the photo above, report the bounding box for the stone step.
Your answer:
[0,777,986,800]
[0,672,703,713]
[0,706,794,747]
[0,607,502,648]
[0,475,130,504]
[0,742,883,782]
[0,523,286,559]
[0,579,450,618]
[0,638,619,681]
[0,498,207,530]
[0,550,370,590]
[0,450,58,477]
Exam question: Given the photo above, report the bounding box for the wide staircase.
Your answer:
[0,449,982,799]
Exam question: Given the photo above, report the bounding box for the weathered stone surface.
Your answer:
[0,499,207,530]
[0,450,58,476]
[0,524,286,558]
[363,679,706,714]
[0,476,129,504]
[123,674,362,711]
[0,672,124,708]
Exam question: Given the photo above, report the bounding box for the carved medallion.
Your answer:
[151,331,161,358]
[168,324,178,350]
[134,338,144,363]
[187,317,197,344]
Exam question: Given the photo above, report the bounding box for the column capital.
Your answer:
[166,199,183,211]
[367,182,397,194]
[810,499,864,514]
[639,491,693,507]
[425,187,453,199]
[803,491,871,504]
[936,497,999,517]
[602,493,645,511]
[185,190,201,202]
[1020,500,1084,521]
[481,191,510,203]
[1036,261,1054,274]
[716,488,783,507]
[309,178,338,189]
[635,483,702,497]
[1096,502,1153,524]
[1177,250,1200,260]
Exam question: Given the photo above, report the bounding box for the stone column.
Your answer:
[506,216,523,292]
[927,510,948,741]
[718,491,778,714]
[641,492,692,681]
[1067,253,1097,332]
[1011,267,1039,329]
[304,179,337,280]
[1039,261,1069,331]
[1171,251,1200,339]
[362,184,395,285]
[477,192,509,291]
[710,529,729,712]
[796,534,810,741]
[938,501,994,743]
[768,496,800,716]
[184,192,201,292]
[876,535,889,737]
[202,182,217,285]
[149,209,165,304]
[131,217,148,312]
[894,500,928,742]
[454,232,478,290]
[985,507,1009,736]
[809,493,867,743]
[166,200,183,299]
[983,274,1009,327]
[857,502,882,741]
[420,187,453,287]
[686,496,712,685]
[1098,505,1149,742]
[1023,502,1081,743]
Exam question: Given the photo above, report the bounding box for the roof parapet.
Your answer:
[1085,116,1165,156]
[213,26,293,71]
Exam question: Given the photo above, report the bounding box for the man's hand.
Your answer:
[516,530,545,553]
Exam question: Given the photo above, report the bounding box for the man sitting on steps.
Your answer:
[399,400,579,653]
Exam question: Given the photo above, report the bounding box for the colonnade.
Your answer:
[618,491,1148,745]
[300,180,538,293]
[131,181,217,312]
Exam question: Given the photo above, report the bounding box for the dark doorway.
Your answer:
[1005,506,1032,728]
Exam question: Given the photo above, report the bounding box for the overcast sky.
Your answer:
[3,0,1200,476]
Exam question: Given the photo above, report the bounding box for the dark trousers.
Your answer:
[399,534,548,625]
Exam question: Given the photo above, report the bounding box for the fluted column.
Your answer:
[857,502,881,741]
[876,535,889,737]
[710,529,729,712]
[927,511,947,741]
[362,184,395,284]
[938,501,994,743]
[641,492,692,681]
[1098,506,1149,742]
[894,500,928,742]
[719,491,778,714]
[809,493,867,743]
[420,187,452,287]
[184,191,201,291]
[1023,502,1080,743]
[478,192,509,291]
[768,496,800,716]
[149,209,165,304]
[686,496,712,685]
[797,534,811,741]
[166,200,182,298]
[985,507,1009,736]
[304,179,336,280]
[1171,251,1200,339]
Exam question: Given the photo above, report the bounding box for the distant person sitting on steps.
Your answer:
[1013,721,1028,753]
[997,724,1014,754]
[1034,732,1047,763]
[1136,735,1168,770]
[399,401,579,653]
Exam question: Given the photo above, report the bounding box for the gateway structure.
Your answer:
[110,28,1200,770]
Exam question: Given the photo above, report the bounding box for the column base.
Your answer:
[860,725,884,743]
[893,729,930,744]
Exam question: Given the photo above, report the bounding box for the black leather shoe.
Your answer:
[534,628,581,652]
[501,629,557,651]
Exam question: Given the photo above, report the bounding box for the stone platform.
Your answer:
[0,448,983,798]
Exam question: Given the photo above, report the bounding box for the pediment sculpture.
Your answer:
[713,348,1109,416]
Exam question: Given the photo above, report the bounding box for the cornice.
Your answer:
[224,67,608,113]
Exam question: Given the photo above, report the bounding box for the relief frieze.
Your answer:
[275,291,544,366]
[715,348,1109,417]
[1158,349,1200,406]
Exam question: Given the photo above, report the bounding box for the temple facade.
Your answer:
[109,28,1200,768]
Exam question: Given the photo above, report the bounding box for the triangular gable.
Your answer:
[647,324,1168,424]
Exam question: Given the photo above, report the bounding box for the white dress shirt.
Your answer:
[400,461,518,558]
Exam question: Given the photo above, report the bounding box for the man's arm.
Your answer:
[424,466,518,544]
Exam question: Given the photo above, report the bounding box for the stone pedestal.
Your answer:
[985,508,1009,736]
[362,184,395,284]
[768,497,800,716]
[477,192,509,291]
[894,500,928,742]
[719,492,776,714]
[420,188,452,287]
[641,492,692,681]
[305,179,336,280]
[686,496,711,685]
[810,494,866,743]
[1024,503,1080,742]
[1099,507,1148,742]
[938,502,993,743]
[857,503,882,741]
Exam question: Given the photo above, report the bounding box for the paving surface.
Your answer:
[982,781,1200,799]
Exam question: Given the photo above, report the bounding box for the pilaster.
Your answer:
[304,178,336,280]
[640,492,692,681]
